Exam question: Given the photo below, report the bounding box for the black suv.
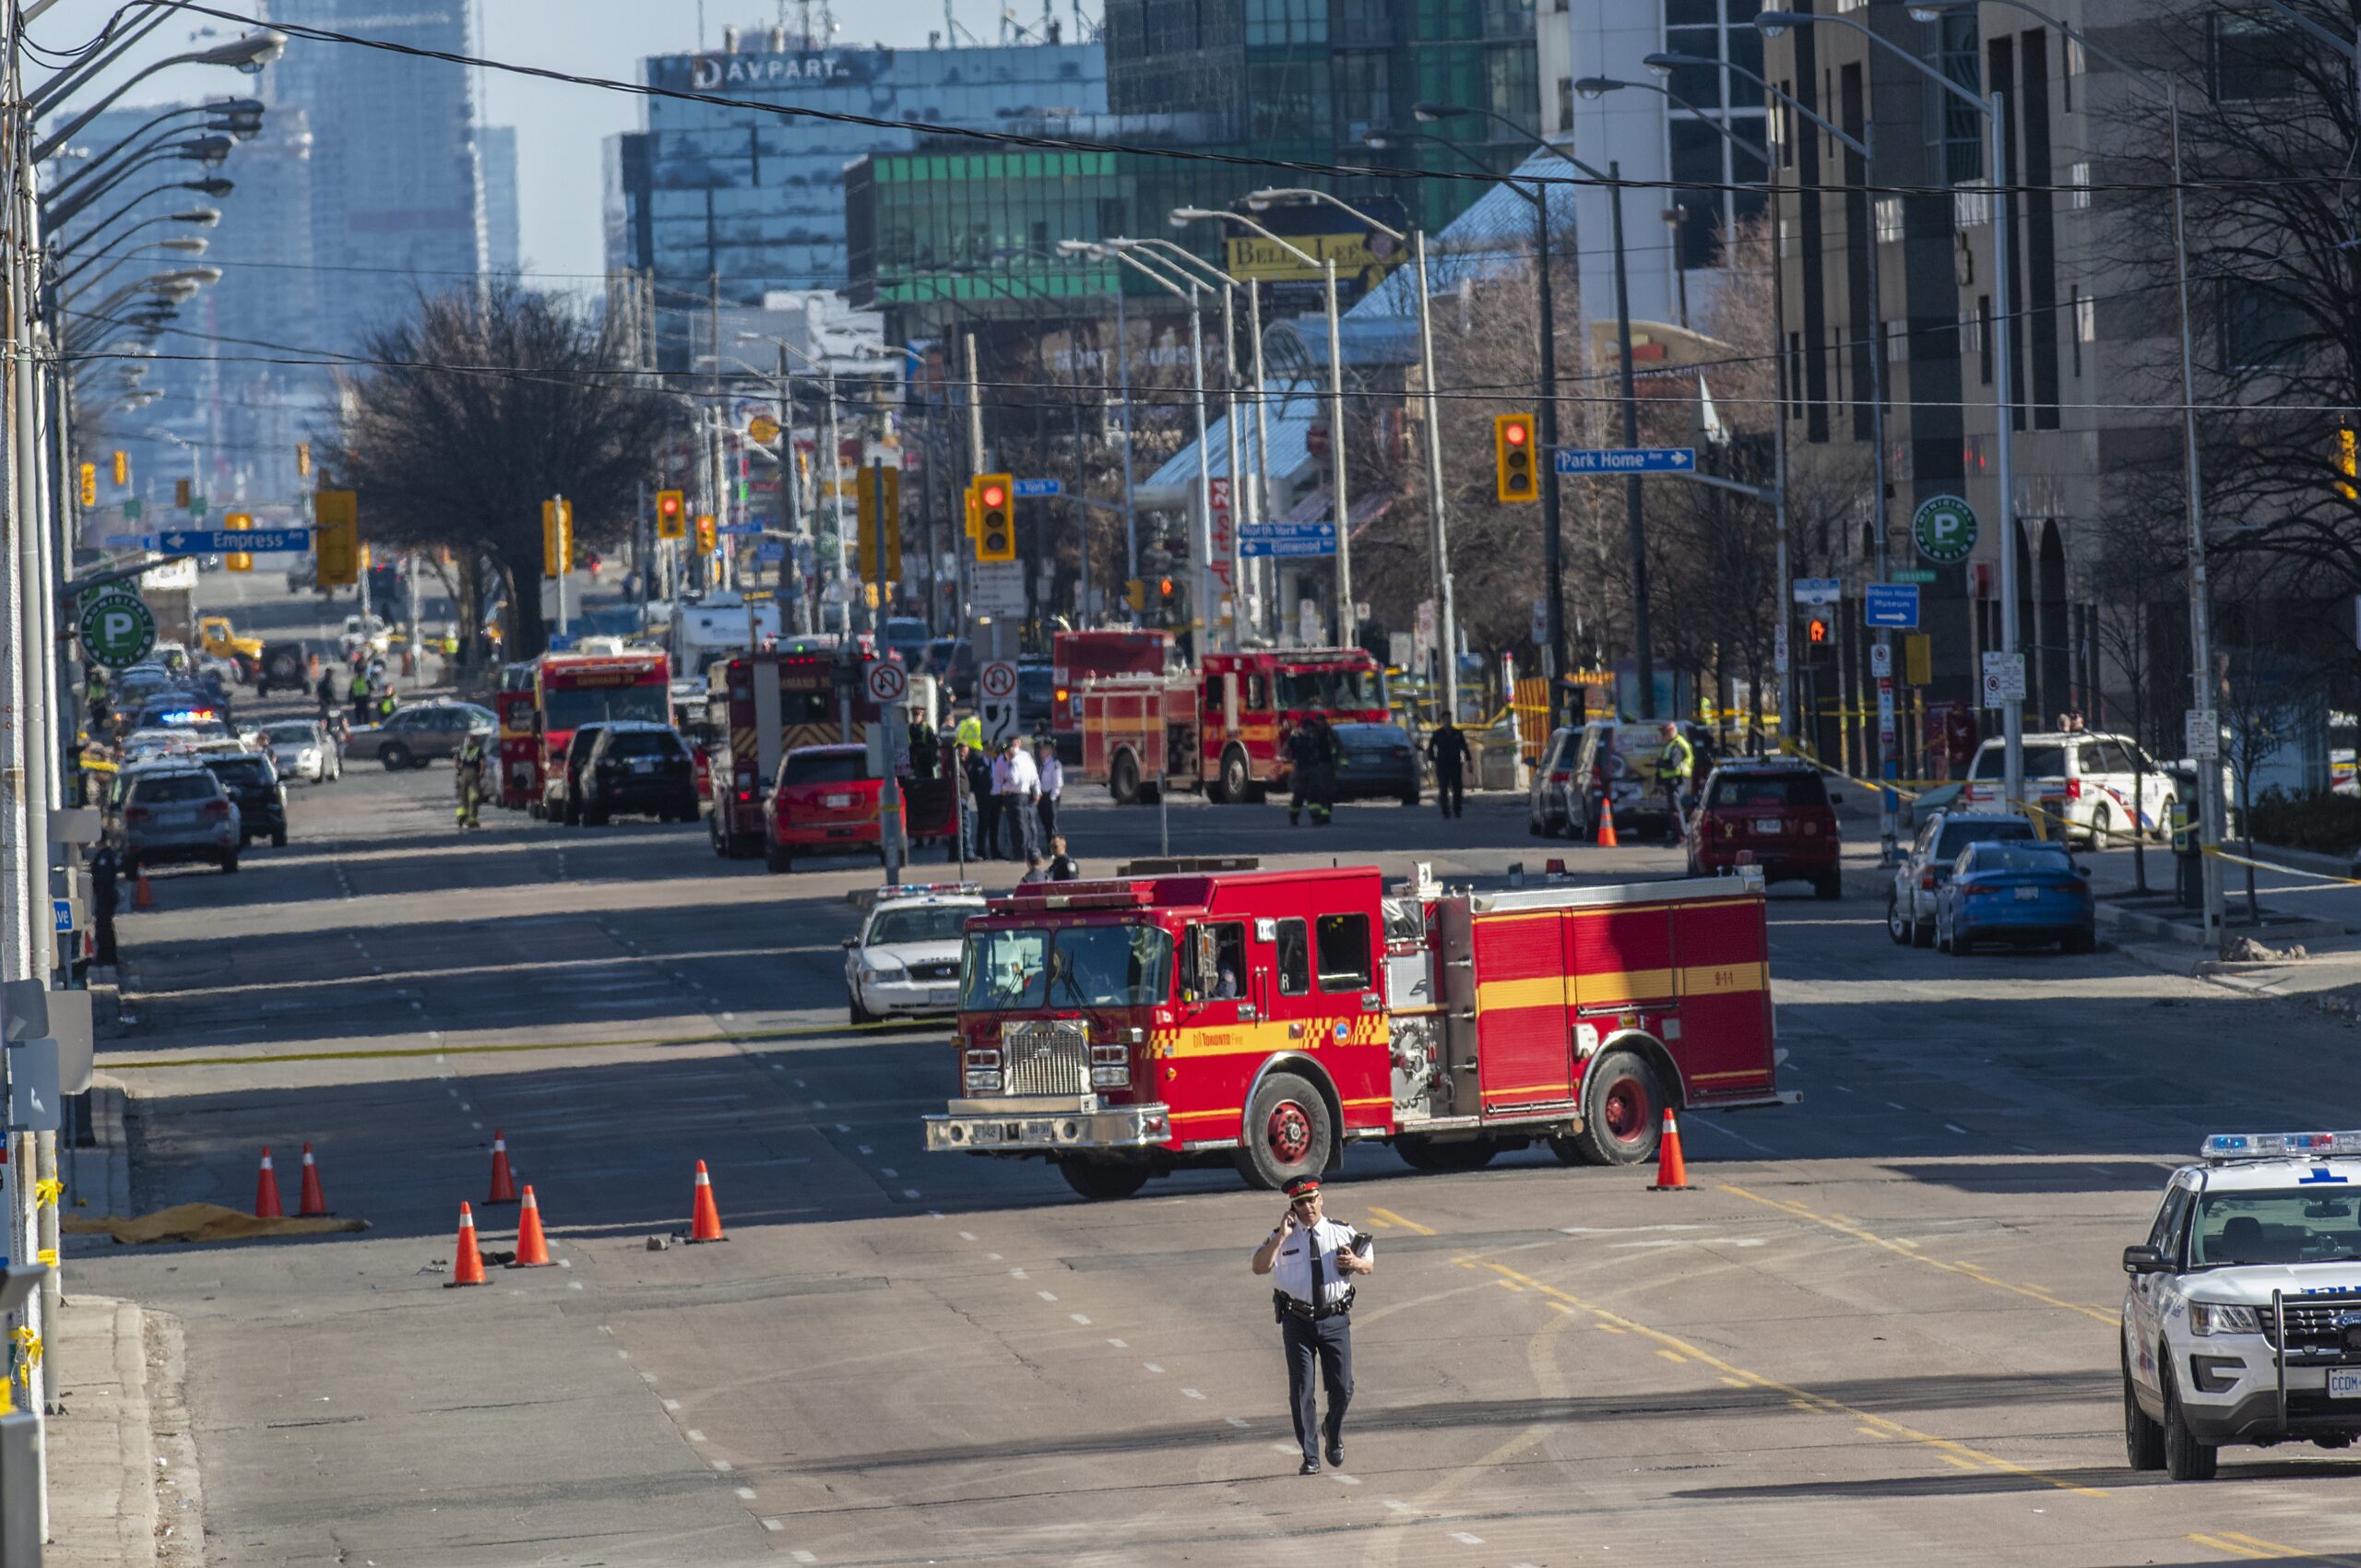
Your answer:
[577,722,700,826]
[543,723,608,826]
[203,751,289,848]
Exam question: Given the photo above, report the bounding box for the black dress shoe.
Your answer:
[1325,1440,1344,1467]
[1298,1457,1321,1476]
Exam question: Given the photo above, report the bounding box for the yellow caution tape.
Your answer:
[31,1179,62,1209]
[9,1327,41,1387]
[2201,842,2361,888]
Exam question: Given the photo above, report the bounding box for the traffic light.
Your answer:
[77,462,96,508]
[295,440,311,479]
[963,480,981,540]
[656,489,686,540]
[694,513,717,553]
[111,449,127,487]
[973,473,1014,563]
[542,497,574,577]
[1124,578,1146,612]
[1807,615,1830,645]
[2343,428,2356,501]
[1494,412,1536,503]
[855,465,902,582]
[225,512,252,574]
[314,489,359,587]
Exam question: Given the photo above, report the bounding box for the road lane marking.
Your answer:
[2204,1530,2361,1564]
[1070,1313,1092,1324]
[734,1487,756,1500]
[1225,1417,1249,1428]
[1719,1183,2117,1324]
[1037,1290,1058,1301]
[1106,1338,1127,1348]
[2188,1535,2282,1561]
[1367,1206,1434,1236]
[1143,1362,1164,1373]
[1450,1532,1485,1546]
[1180,1388,1205,1399]
[104,1016,948,1070]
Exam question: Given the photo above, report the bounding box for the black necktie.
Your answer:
[1309,1227,1327,1306]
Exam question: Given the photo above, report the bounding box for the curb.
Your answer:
[2248,840,2361,880]
[2093,899,2346,947]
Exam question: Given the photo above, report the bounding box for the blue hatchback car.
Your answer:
[1935,840,2095,955]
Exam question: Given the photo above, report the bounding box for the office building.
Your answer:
[481,125,520,275]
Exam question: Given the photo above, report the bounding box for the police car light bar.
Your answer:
[2202,1132,2361,1162]
[875,882,983,902]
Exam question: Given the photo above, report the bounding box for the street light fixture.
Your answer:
[34,30,287,161]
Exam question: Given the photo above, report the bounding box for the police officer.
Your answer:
[1656,720,1694,845]
[1425,719,1470,819]
[1250,1176,1371,1474]
[350,665,373,728]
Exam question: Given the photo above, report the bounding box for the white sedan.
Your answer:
[254,719,342,784]
[843,884,982,1026]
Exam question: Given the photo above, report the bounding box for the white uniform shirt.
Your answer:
[990,754,1014,795]
[1007,748,1041,799]
[1258,1216,1369,1308]
[1039,754,1064,799]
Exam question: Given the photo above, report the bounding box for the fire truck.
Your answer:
[1050,628,1172,760]
[923,861,1786,1199]
[706,648,884,858]
[494,664,540,809]
[1078,647,1388,804]
[517,648,672,817]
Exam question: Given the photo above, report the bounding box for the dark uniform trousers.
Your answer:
[1280,1310,1353,1460]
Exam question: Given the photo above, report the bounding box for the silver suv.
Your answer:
[1886,810,2036,946]
[114,764,243,874]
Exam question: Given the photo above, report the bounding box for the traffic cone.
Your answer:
[1650,1109,1691,1192]
[1596,793,1619,849]
[510,1186,552,1267]
[133,867,155,909]
[296,1142,329,1217]
[253,1146,283,1218]
[688,1160,726,1243]
[446,1202,486,1287]
[485,1130,517,1205]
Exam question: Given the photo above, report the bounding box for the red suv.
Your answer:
[765,743,900,873]
[1687,759,1843,899]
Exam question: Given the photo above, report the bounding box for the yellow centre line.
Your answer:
[1365,1206,1435,1236]
[2195,1529,2361,1565]
[1719,1183,2118,1325]
[2189,1533,2287,1561]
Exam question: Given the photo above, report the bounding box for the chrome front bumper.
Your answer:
[924,1098,1172,1154]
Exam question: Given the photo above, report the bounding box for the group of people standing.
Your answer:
[320,654,397,730]
[954,725,1072,876]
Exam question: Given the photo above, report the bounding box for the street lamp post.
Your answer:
[1134,237,1250,650]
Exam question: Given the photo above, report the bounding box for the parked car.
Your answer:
[1016,660,1058,735]
[765,742,896,873]
[1934,839,2095,954]
[1527,719,1714,841]
[575,722,700,825]
[1687,757,1842,897]
[1330,721,1420,804]
[347,701,494,769]
[255,719,340,783]
[253,640,309,697]
[542,722,609,826]
[113,763,241,873]
[1960,730,2176,849]
[1887,811,2040,947]
[202,751,289,849]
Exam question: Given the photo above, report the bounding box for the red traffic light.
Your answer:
[1157,576,1174,595]
[1807,617,1829,644]
[979,482,1007,508]
[1502,421,1529,445]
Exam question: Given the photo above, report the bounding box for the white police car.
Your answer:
[2123,1131,2361,1479]
[843,883,984,1026]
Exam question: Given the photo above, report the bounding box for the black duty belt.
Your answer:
[1275,1288,1354,1323]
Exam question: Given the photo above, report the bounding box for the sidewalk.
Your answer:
[40,1294,197,1568]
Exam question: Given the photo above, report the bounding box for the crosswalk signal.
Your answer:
[111,449,128,487]
[656,488,686,540]
[1807,615,1830,645]
[225,512,253,573]
[77,462,96,507]
[974,473,1014,563]
[694,513,717,553]
[295,440,311,479]
[1494,413,1536,503]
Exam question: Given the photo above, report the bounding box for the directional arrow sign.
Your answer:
[1553,446,1697,476]
[158,527,311,553]
[1013,478,1062,498]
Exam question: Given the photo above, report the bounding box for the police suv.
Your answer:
[2123,1131,2361,1479]
[843,883,983,1026]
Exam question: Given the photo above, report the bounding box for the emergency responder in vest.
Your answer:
[350,665,373,728]
[1426,719,1470,820]
[376,687,397,723]
[1287,716,1342,826]
[1250,1177,1372,1475]
[1657,720,1695,844]
[454,734,487,830]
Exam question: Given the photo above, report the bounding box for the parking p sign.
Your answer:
[1912,493,1978,565]
[77,588,156,669]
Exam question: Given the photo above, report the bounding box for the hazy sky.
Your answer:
[32,0,979,288]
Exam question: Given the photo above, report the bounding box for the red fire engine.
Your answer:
[494,663,540,809]
[1078,647,1388,804]
[923,861,1786,1198]
[1050,628,1171,758]
[706,649,882,858]
[519,649,671,817]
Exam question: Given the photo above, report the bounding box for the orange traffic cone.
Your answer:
[688,1160,726,1243]
[1596,793,1619,849]
[511,1186,552,1267]
[133,867,155,909]
[296,1142,330,1217]
[485,1130,517,1205]
[446,1202,486,1287]
[1650,1109,1691,1192]
[253,1146,284,1218]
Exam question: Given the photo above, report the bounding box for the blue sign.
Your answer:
[755,539,787,564]
[1240,521,1338,559]
[52,898,71,934]
[1014,478,1062,498]
[102,532,159,550]
[1863,582,1921,630]
[1553,446,1697,476]
[716,521,763,536]
[157,527,311,553]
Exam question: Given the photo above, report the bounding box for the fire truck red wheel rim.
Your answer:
[1601,1072,1651,1144]
[1266,1100,1314,1165]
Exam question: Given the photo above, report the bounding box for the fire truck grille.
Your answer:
[2262,1293,2361,1352]
[1001,1020,1091,1097]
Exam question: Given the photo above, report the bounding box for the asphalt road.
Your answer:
[66,597,2361,1566]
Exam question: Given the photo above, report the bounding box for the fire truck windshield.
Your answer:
[1275,667,1383,710]
[962,923,1174,1013]
[544,685,670,731]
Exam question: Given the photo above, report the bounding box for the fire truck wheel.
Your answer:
[1235,1072,1334,1190]
[1566,1050,1663,1166]
[1109,752,1142,805]
[1218,747,1252,805]
[1059,1158,1151,1201]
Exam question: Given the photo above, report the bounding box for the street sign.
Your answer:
[1240,521,1337,559]
[1912,494,1979,564]
[101,533,157,551]
[866,659,908,707]
[1792,576,1843,606]
[1890,567,1940,584]
[2186,708,2222,762]
[1869,641,1892,679]
[158,527,310,553]
[1774,620,1790,675]
[979,660,1018,701]
[1553,445,1697,476]
[1529,597,1547,647]
[749,414,780,445]
[77,588,156,668]
[970,560,1026,617]
[755,539,787,564]
[52,899,71,935]
[1980,650,2026,707]
[716,521,762,536]
[979,660,1020,743]
[1013,478,1062,498]
[1863,582,1920,629]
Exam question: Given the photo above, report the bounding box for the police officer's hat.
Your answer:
[1284,1176,1322,1199]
